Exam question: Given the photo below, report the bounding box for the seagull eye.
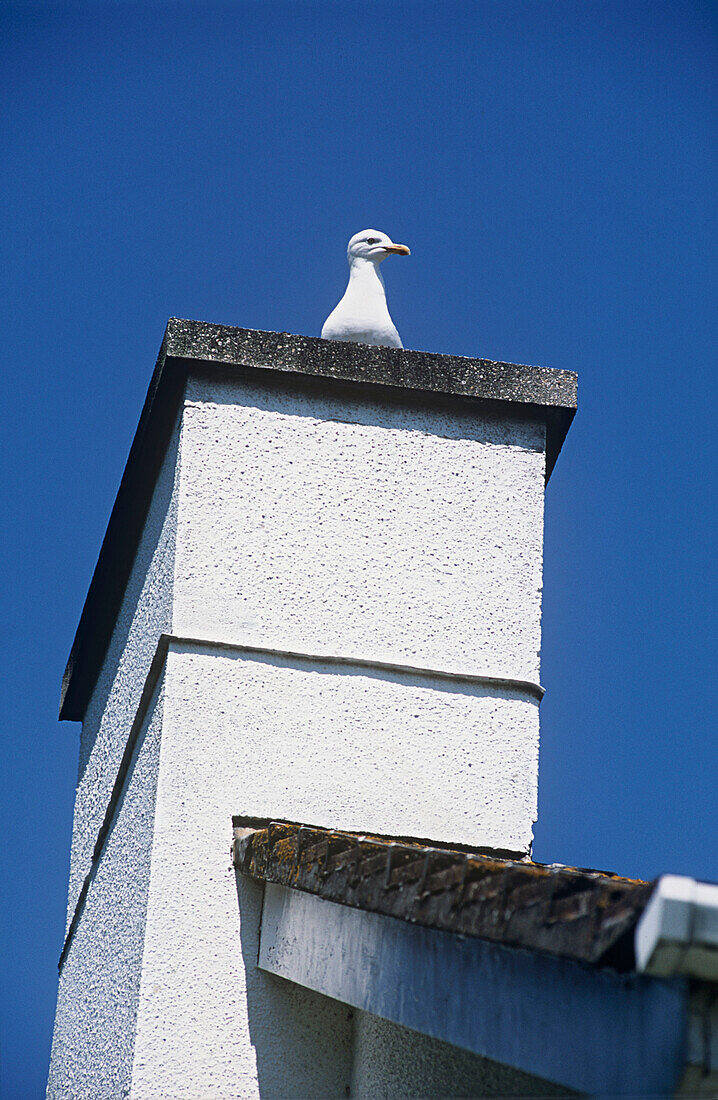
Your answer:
[366,237,379,244]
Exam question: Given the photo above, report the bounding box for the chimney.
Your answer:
[49,320,576,1095]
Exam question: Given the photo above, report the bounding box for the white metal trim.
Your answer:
[258,882,687,1095]
[636,875,718,980]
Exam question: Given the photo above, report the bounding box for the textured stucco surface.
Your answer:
[161,643,538,850]
[131,646,353,1098]
[64,420,181,928]
[51,363,552,1096]
[64,373,546,931]
[174,374,546,683]
[47,680,165,1099]
[125,637,536,1093]
[351,1012,574,1098]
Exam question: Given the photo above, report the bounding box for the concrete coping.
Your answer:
[166,317,577,413]
[59,318,577,723]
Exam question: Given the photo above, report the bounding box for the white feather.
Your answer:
[321,229,409,349]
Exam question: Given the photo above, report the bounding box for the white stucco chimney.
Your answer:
[48,320,576,1096]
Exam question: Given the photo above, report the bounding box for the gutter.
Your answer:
[635,874,718,981]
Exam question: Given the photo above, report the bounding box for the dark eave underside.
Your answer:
[233,820,653,973]
[60,319,577,722]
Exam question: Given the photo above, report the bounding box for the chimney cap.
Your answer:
[59,319,577,723]
[165,316,577,417]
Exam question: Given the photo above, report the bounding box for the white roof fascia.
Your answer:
[635,874,718,981]
[258,882,687,1094]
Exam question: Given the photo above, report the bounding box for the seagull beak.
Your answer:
[382,243,411,256]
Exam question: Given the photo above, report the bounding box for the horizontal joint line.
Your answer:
[59,629,543,969]
[164,633,544,700]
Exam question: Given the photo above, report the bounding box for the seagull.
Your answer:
[321,229,410,348]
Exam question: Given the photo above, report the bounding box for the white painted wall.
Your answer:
[351,1012,573,1099]
[63,419,182,928]
[47,680,166,1099]
[158,642,538,850]
[131,645,353,1098]
[174,375,546,683]
[50,363,551,1097]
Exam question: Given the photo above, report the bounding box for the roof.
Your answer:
[60,318,577,723]
[233,820,653,972]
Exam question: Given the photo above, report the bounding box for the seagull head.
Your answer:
[347,229,411,267]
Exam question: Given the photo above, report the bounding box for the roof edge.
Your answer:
[233,820,652,970]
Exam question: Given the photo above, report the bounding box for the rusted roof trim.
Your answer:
[233,820,654,972]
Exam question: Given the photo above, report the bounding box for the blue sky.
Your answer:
[1,1,716,1094]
